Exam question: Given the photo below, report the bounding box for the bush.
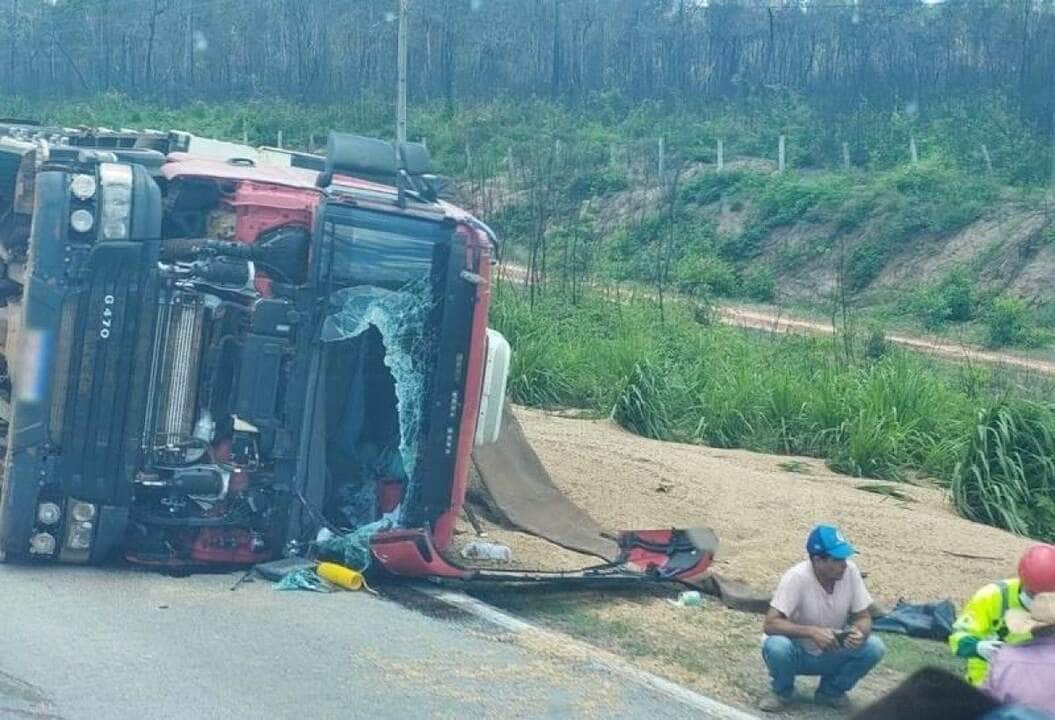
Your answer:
[864,325,888,360]
[680,171,747,206]
[742,268,776,302]
[940,270,975,322]
[904,270,976,330]
[845,242,886,292]
[674,254,739,297]
[752,173,853,228]
[568,168,629,200]
[910,289,955,330]
[986,297,1035,348]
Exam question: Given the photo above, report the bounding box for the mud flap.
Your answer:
[370,526,718,586]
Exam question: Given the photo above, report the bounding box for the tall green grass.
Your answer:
[493,285,1055,539]
[952,400,1055,541]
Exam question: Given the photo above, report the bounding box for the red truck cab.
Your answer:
[0,127,509,572]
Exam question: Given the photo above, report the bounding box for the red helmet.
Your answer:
[1019,544,1055,595]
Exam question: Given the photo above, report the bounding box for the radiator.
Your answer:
[143,291,205,449]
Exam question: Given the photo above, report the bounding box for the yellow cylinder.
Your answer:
[317,562,364,591]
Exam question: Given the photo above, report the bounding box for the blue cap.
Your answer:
[806,524,855,560]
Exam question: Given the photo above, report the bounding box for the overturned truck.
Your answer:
[0,123,713,584]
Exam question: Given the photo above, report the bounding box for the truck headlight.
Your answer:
[99,163,133,240]
[36,502,62,525]
[29,532,57,555]
[66,521,93,551]
[69,173,97,200]
[70,501,96,522]
[70,209,94,233]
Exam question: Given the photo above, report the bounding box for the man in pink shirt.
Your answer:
[983,591,1055,715]
[759,524,885,712]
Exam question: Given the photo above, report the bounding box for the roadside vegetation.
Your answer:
[492,283,1055,541]
[528,158,1052,352]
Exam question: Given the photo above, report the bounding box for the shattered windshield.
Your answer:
[299,206,451,568]
[321,281,436,499]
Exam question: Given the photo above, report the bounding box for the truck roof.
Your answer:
[163,152,321,191]
[164,147,478,227]
[0,124,491,238]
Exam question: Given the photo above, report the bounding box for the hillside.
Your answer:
[477,156,1055,351]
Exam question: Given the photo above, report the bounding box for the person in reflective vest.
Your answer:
[950,544,1055,685]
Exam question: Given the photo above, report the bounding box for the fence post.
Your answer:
[465,142,472,171]
[842,142,851,170]
[778,135,786,172]
[980,144,993,175]
[909,134,919,165]
[242,120,248,144]
[658,136,665,178]
[308,134,316,152]
[277,130,283,149]
[716,138,724,171]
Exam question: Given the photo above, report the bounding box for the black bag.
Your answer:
[873,599,957,640]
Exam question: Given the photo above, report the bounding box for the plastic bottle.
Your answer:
[460,541,513,562]
[675,590,702,607]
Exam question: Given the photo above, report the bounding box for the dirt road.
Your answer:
[718,305,1055,375]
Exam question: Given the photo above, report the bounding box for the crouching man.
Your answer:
[759,524,886,712]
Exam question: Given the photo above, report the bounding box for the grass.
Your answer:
[880,634,962,677]
[493,282,1055,540]
[778,460,813,474]
[951,399,1055,539]
[470,588,767,704]
[471,586,964,715]
[855,484,915,503]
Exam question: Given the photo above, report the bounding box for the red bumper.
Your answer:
[370,526,717,585]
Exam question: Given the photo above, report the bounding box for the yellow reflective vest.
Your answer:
[949,578,1033,685]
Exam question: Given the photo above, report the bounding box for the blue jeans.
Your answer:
[762,635,886,699]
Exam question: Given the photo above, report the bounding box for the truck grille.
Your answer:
[56,244,152,502]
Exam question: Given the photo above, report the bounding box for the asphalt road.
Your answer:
[0,564,705,720]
